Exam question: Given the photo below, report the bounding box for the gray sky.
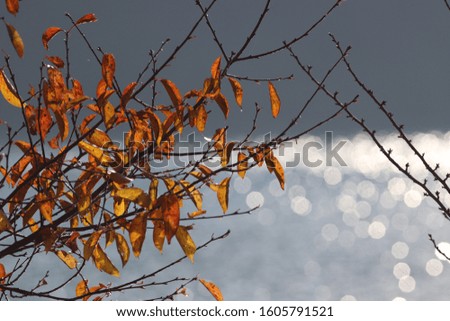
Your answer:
[1,0,449,137]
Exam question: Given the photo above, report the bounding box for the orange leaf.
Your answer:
[36,193,53,223]
[78,141,112,164]
[199,279,223,301]
[161,194,180,244]
[180,180,202,210]
[75,280,89,298]
[221,142,236,167]
[83,230,102,260]
[115,233,130,267]
[0,69,21,107]
[76,13,97,25]
[268,81,280,118]
[54,110,69,141]
[5,0,19,15]
[212,128,226,156]
[86,128,112,148]
[0,263,6,284]
[161,79,182,107]
[5,23,24,58]
[45,56,65,68]
[56,250,77,269]
[100,100,116,129]
[195,104,207,132]
[36,108,53,140]
[102,53,116,88]
[42,27,63,50]
[214,92,229,118]
[128,212,147,257]
[151,208,165,252]
[237,152,248,179]
[92,244,120,277]
[176,225,196,263]
[120,82,137,109]
[266,152,285,190]
[210,56,221,80]
[228,77,243,108]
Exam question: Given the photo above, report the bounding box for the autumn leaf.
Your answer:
[75,280,89,298]
[5,23,24,58]
[102,53,116,88]
[83,231,102,260]
[210,56,221,80]
[151,208,165,252]
[42,27,63,50]
[268,81,281,118]
[36,193,53,223]
[175,226,196,263]
[76,13,97,25]
[5,0,19,15]
[237,152,248,179]
[45,56,65,68]
[113,188,150,209]
[36,108,53,140]
[199,279,223,301]
[210,177,231,213]
[180,180,202,210]
[161,79,182,107]
[92,244,120,277]
[128,212,147,257]
[54,110,69,141]
[56,250,77,269]
[120,82,137,109]
[221,141,236,167]
[196,104,207,132]
[214,92,229,118]
[161,194,180,244]
[78,141,112,164]
[115,233,130,267]
[0,69,22,107]
[0,209,12,233]
[228,77,243,108]
[266,152,285,190]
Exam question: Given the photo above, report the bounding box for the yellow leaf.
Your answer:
[42,27,63,50]
[113,187,150,208]
[56,250,77,269]
[176,225,196,263]
[180,180,202,210]
[78,141,112,164]
[114,197,127,216]
[0,69,22,107]
[115,233,130,267]
[212,177,231,213]
[92,244,120,277]
[128,212,147,257]
[221,142,236,167]
[161,194,180,244]
[0,209,12,233]
[102,53,116,88]
[210,56,221,80]
[148,178,158,210]
[83,230,102,260]
[5,23,24,58]
[6,0,19,15]
[237,152,248,179]
[161,79,182,107]
[36,193,53,223]
[214,92,229,118]
[268,81,280,118]
[228,77,243,108]
[199,279,223,301]
[86,129,112,148]
[75,280,89,298]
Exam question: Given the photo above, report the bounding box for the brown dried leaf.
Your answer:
[45,56,65,68]
[228,77,243,108]
[83,230,102,260]
[237,152,248,179]
[5,0,19,15]
[162,194,180,244]
[214,92,229,118]
[151,208,165,252]
[196,104,207,132]
[210,56,221,80]
[161,79,182,107]
[75,280,89,299]
[0,209,12,233]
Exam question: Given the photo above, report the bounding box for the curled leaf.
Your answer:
[214,92,229,118]
[210,56,221,80]
[42,27,63,50]
[228,77,243,108]
[45,56,65,68]
[199,279,223,301]
[0,69,22,107]
[161,79,182,107]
